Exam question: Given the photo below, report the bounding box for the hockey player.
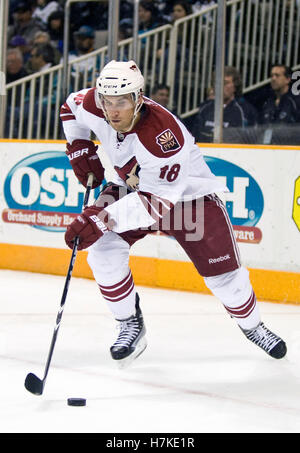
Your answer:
[61,60,287,366]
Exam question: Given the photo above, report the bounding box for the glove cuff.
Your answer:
[66,139,98,156]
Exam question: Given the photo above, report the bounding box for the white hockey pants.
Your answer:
[87,232,260,329]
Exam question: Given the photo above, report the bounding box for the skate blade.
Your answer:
[116,337,147,370]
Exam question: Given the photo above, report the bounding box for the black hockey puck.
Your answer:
[67,398,86,407]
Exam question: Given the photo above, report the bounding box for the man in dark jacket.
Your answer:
[191,66,258,143]
[258,64,300,144]
[260,64,300,125]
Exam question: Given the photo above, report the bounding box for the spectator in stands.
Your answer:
[32,31,61,65]
[190,66,258,142]
[150,83,179,114]
[155,0,192,81]
[28,42,55,73]
[259,64,300,125]
[139,1,165,35]
[32,0,61,26]
[6,48,28,83]
[5,48,30,138]
[8,35,31,63]
[172,1,193,21]
[8,1,45,47]
[150,84,171,109]
[26,43,58,137]
[157,1,193,72]
[72,26,96,57]
[47,10,64,54]
[257,64,300,144]
[138,2,168,77]
[169,1,193,50]
[119,18,134,40]
[69,25,101,88]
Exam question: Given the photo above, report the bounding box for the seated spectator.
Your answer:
[47,10,64,54]
[138,1,168,74]
[190,66,258,142]
[150,84,171,108]
[259,64,300,125]
[26,43,58,137]
[119,18,134,40]
[29,42,55,73]
[167,1,193,50]
[32,31,61,65]
[8,34,31,63]
[156,1,193,74]
[5,48,30,138]
[72,26,96,57]
[6,48,28,84]
[8,1,45,47]
[257,64,300,144]
[69,26,101,88]
[150,83,179,114]
[172,1,193,21]
[32,0,61,26]
[139,1,166,35]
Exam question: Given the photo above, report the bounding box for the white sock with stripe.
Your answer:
[204,266,261,330]
[98,270,136,320]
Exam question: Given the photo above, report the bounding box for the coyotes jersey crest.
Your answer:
[114,157,140,190]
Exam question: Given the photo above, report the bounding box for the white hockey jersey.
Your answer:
[60,88,228,233]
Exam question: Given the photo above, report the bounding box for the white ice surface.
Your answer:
[1,269,300,433]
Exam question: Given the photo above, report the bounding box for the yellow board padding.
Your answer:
[1,138,300,151]
[0,243,299,304]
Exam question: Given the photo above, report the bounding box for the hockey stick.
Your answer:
[25,173,94,395]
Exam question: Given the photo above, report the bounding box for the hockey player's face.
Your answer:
[102,95,136,132]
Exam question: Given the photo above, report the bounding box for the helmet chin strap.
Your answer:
[122,97,144,132]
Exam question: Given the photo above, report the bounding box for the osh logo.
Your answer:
[2,151,104,232]
[204,156,264,244]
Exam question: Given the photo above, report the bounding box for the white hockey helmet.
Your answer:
[97,60,144,131]
[96,60,144,101]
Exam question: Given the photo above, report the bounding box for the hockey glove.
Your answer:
[65,206,115,250]
[66,139,104,188]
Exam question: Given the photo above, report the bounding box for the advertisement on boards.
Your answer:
[0,142,299,272]
[201,146,300,273]
[0,142,103,249]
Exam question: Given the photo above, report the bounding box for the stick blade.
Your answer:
[25,373,44,395]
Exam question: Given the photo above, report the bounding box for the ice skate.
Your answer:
[110,294,147,368]
[240,322,287,359]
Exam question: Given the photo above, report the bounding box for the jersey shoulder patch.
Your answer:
[82,87,105,119]
[136,100,184,158]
